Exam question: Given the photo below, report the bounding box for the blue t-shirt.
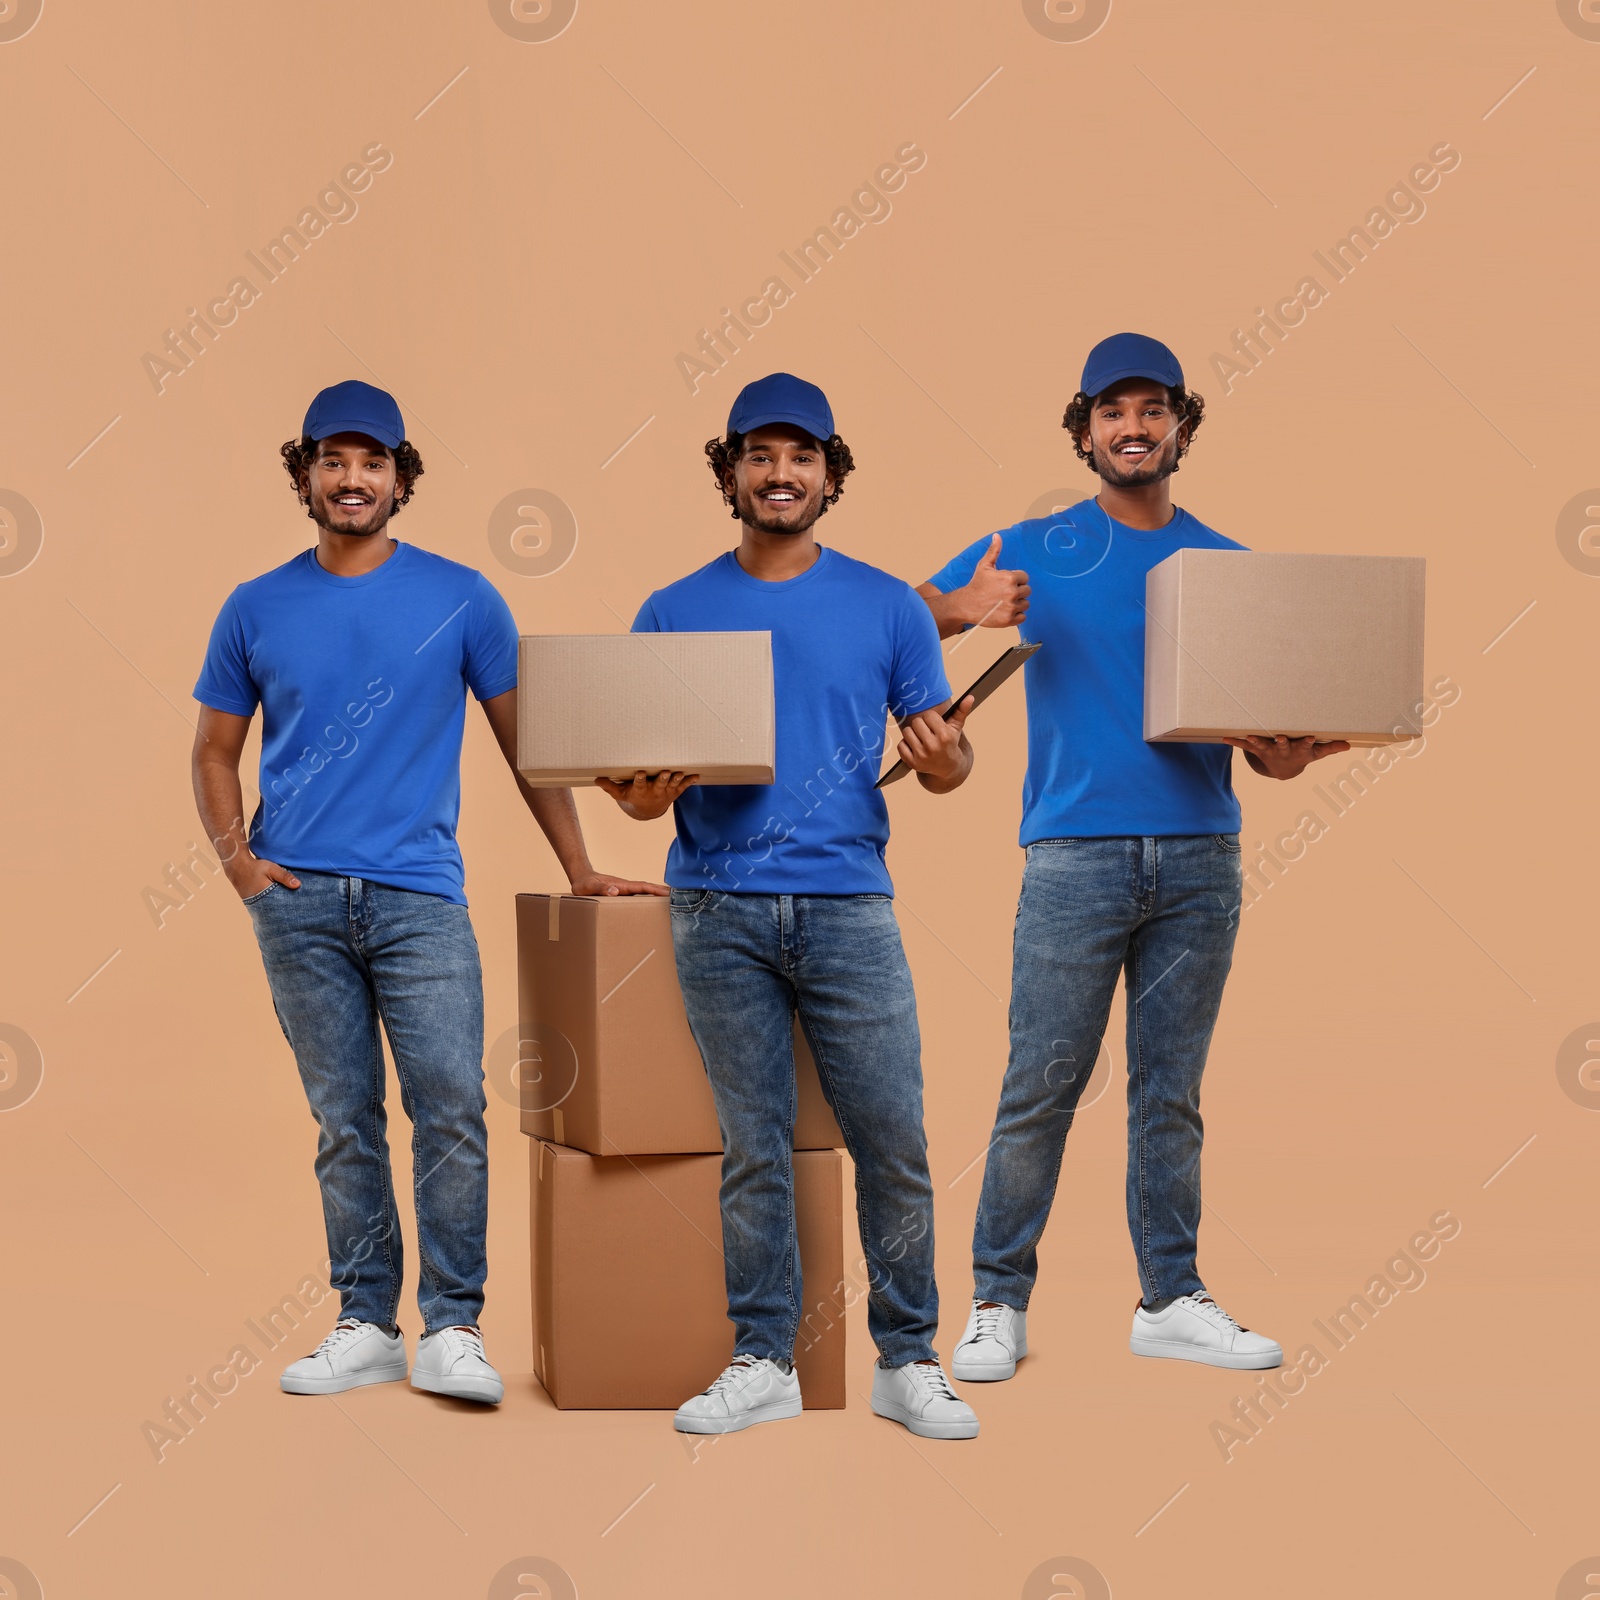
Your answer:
[193,541,520,904]
[633,546,950,895]
[926,500,1246,844]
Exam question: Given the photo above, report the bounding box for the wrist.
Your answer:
[561,850,595,885]
[223,853,257,888]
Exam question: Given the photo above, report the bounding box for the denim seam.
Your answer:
[1127,938,1160,1304]
[786,894,803,973]
[779,1052,801,1358]
[362,995,404,1330]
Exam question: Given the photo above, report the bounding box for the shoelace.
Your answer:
[704,1357,765,1397]
[438,1326,487,1363]
[906,1361,957,1402]
[971,1303,1009,1341]
[1181,1295,1245,1332]
[310,1319,375,1358]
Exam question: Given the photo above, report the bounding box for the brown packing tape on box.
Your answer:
[1143,549,1426,746]
[516,632,775,787]
[530,1140,846,1409]
[517,893,844,1155]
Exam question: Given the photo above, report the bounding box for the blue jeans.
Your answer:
[245,872,489,1334]
[972,836,1242,1309]
[669,890,939,1368]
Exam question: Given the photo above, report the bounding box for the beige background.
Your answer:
[2,2,1596,1596]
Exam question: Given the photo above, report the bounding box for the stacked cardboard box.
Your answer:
[518,892,847,1410]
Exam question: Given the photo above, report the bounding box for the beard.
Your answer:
[734,482,824,536]
[1092,437,1179,488]
[309,493,396,538]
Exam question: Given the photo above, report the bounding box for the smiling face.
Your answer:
[1078,380,1188,488]
[302,432,400,538]
[725,424,835,536]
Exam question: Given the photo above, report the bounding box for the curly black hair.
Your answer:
[705,430,855,518]
[1062,385,1205,472]
[280,434,425,517]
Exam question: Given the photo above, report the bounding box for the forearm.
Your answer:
[518,781,597,883]
[916,582,973,641]
[192,758,252,883]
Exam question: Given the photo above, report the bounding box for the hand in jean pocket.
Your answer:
[235,857,302,902]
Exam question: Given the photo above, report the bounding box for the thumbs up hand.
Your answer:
[959,534,1031,627]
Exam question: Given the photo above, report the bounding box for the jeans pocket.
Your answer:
[1025,838,1082,866]
[1214,834,1242,854]
[242,882,279,906]
[669,888,713,914]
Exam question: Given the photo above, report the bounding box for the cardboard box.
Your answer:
[530,1140,846,1409]
[1144,549,1426,746]
[517,893,844,1155]
[516,632,775,786]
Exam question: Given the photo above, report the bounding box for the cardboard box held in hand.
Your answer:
[516,632,774,786]
[1144,549,1425,746]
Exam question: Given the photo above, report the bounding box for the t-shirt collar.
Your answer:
[722,543,832,590]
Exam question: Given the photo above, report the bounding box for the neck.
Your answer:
[734,524,820,581]
[1095,478,1175,532]
[316,530,398,577]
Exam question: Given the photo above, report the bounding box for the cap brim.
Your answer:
[306,419,404,450]
[731,411,831,443]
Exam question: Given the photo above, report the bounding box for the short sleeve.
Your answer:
[924,532,1005,595]
[193,594,259,716]
[888,587,951,719]
[631,597,663,633]
[465,574,520,701]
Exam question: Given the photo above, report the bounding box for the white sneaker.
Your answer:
[1129,1294,1283,1369]
[412,1325,504,1404]
[280,1319,408,1395]
[951,1300,1028,1382]
[870,1359,979,1440]
[673,1356,802,1435]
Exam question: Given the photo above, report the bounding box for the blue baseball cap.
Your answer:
[302,380,406,450]
[1080,333,1184,399]
[727,372,834,444]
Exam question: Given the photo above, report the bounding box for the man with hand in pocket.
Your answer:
[918,335,1349,1381]
[191,381,654,1407]
[600,373,981,1441]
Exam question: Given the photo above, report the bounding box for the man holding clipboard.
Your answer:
[918,334,1347,1380]
[601,374,983,1441]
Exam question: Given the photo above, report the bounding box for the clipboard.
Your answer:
[875,641,1042,788]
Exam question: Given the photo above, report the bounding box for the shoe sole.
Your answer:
[870,1395,979,1440]
[280,1364,409,1395]
[1129,1336,1282,1370]
[672,1394,802,1435]
[411,1371,504,1404]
